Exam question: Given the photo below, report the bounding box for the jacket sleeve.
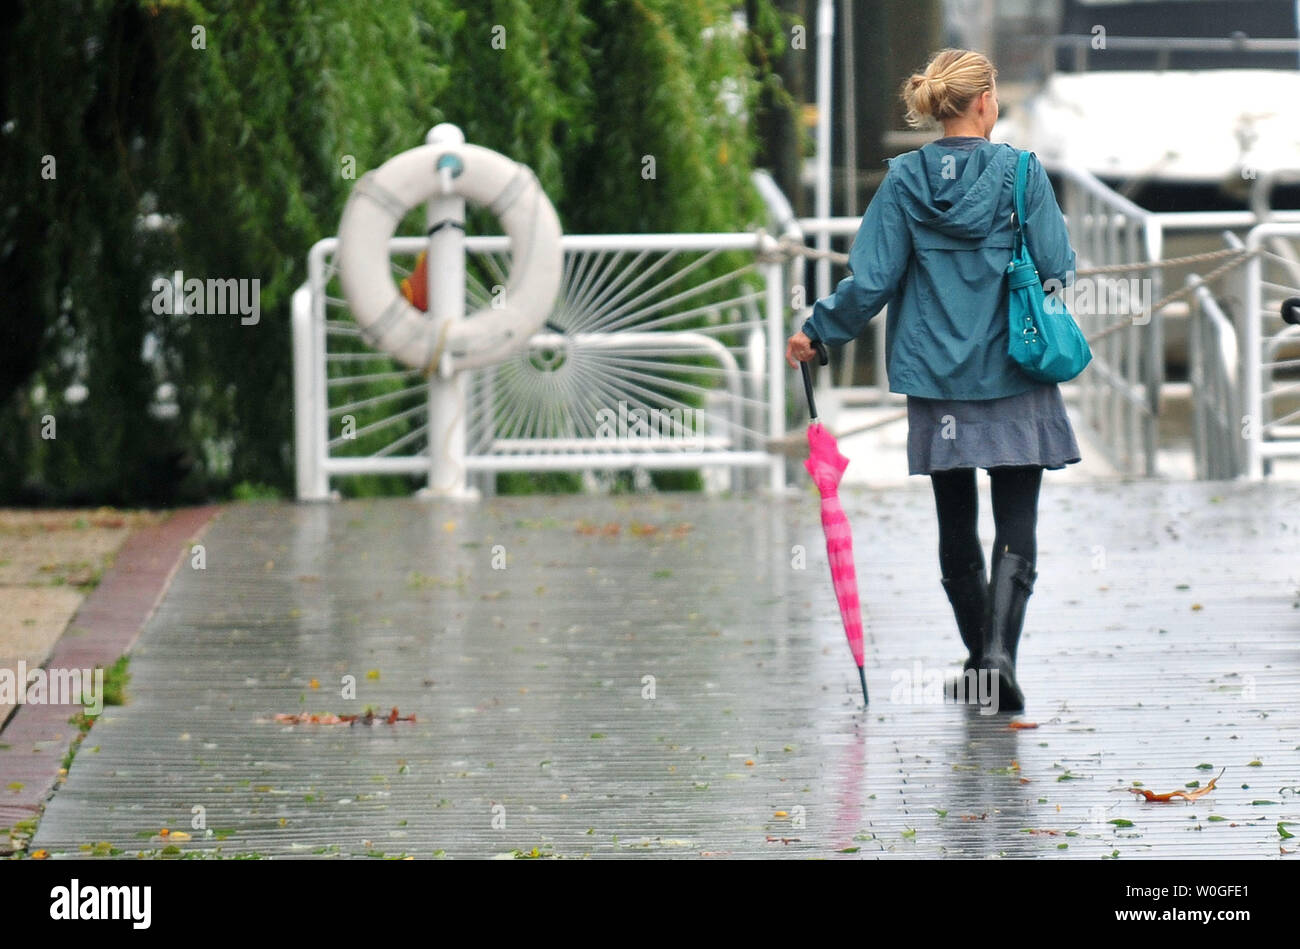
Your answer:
[801,169,912,346]
[1023,153,1077,289]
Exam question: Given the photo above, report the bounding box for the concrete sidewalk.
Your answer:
[19,482,1300,858]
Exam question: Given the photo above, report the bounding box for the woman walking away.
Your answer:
[785,48,1081,713]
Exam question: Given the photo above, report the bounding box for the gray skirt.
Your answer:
[907,383,1082,475]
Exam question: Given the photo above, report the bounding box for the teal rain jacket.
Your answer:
[801,138,1077,400]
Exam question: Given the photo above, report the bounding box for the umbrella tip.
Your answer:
[859,667,869,706]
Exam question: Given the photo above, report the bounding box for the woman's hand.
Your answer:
[785,331,818,369]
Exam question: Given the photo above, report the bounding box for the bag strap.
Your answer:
[1012,148,1031,255]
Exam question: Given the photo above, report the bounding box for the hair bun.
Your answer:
[900,48,997,130]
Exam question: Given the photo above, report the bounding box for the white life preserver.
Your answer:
[336,143,563,374]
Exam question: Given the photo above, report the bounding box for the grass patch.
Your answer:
[60,654,130,772]
[100,654,130,707]
[231,481,282,501]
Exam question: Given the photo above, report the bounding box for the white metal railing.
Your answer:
[1152,210,1300,233]
[294,233,787,499]
[1242,222,1300,478]
[1187,273,1244,480]
[1050,161,1165,476]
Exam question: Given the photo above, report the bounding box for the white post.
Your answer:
[1244,235,1263,480]
[765,255,787,494]
[815,0,834,303]
[421,123,477,499]
[308,243,332,500]
[291,284,320,500]
[836,0,858,389]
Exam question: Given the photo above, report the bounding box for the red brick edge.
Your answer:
[0,505,222,831]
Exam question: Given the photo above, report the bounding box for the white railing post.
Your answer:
[763,247,787,494]
[291,283,319,500]
[307,240,332,500]
[1143,216,1164,476]
[1244,228,1265,480]
[814,0,834,304]
[422,123,476,499]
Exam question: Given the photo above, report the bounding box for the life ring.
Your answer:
[336,143,563,374]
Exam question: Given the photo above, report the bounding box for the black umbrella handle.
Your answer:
[800,339,830,421]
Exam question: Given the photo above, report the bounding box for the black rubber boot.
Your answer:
[940,554,988,674]
[981,547,1037,713]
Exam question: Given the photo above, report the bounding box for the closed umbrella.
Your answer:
[800,342,868,705]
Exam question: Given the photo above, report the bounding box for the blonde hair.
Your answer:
[901,49,997,129]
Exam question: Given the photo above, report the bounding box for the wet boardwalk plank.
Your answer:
[31,480,1300,858]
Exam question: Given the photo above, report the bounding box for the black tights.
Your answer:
[929,465,1042,578]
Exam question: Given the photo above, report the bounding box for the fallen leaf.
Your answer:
[271,708,414,725]
[1008,720,1039,730]
[1128,768,1225,802]
[30,849,48,860]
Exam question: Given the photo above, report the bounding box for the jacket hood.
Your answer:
[887,140,1017,240]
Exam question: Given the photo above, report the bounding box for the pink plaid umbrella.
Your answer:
[801,344,868,704]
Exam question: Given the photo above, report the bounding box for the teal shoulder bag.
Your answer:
[1006,149,1092,384]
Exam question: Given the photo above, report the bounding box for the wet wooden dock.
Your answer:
[28,480,1300,858]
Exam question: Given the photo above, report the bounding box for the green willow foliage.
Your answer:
[0,0,795,503]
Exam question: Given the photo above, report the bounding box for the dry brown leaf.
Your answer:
[1127,768,1224,802]
[272,708,414,726]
